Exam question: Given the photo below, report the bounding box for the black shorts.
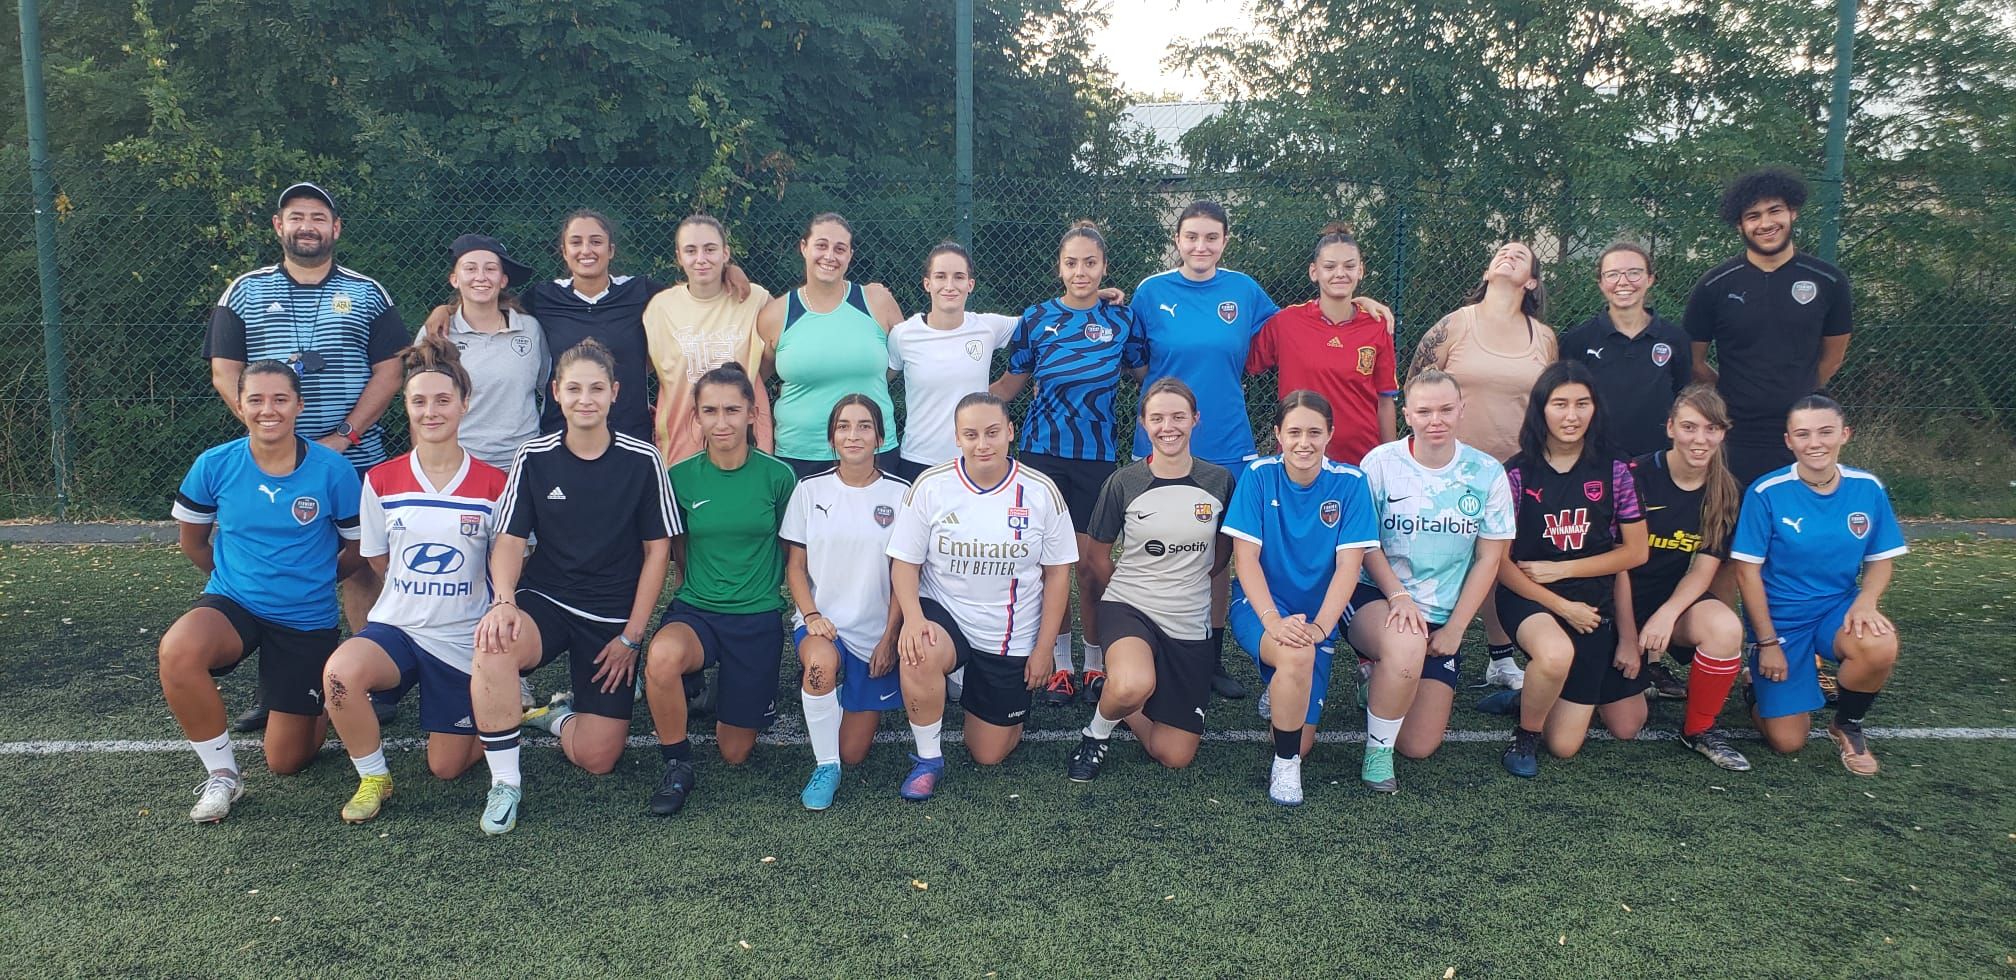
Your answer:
[519,590,634,720]
[1096,600,1213,734]
[1495,590,1645,706]
[1630,587,1721,666]
[1726,439,1793,490]
[658,600,786,730]
[1339,582,1459,688]
[194,594,340,716]
[919,597,1031,727]
[1016,451,1112,532]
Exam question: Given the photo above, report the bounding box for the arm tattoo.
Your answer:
[1407,314,1454,381]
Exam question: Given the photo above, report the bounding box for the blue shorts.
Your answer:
[1229,595,1339,727]
[354,623,475,736]
[794,626,901,714]
[1750,593,1857,719]
[659,601,786,731]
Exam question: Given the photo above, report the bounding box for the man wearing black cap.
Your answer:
[205,182,407,730]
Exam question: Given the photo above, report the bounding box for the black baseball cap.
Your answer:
[277,182,337,214]
[450,233,536,286]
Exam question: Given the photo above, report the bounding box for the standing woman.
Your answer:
[782,395,910,809]
[469,339,677,835]
[1346,370,1515,787]
[758,212,904,478]
[1622,385,1752,771]
[1071,378,1232,779]
[642,363,798,816]
[1248,222,1400,466]
[887,393,1078,801]
[1409,240,1560,691]
[1223,391,1381,806]
[160,360,362,822]
[322,336,510,823]
[433,234,547,471]
[992,221,1148,706]
[1493,360,1649,778]
[1731,396,1904,776]
[884,242,1019,483]
[645,214,776,465]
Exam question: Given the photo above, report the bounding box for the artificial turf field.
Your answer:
[1,538,2011,978]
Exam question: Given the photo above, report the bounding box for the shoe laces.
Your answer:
[193,773,239,798]
[1046,670,1075,692]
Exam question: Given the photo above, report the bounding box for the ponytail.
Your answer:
[399,332,473,399]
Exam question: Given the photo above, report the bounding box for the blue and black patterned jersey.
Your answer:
[1003,298,1146,461]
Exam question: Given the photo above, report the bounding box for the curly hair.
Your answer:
[1717,167,1809,226]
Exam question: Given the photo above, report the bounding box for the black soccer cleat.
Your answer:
[1067,735,1111,783]
[649,759,697,816]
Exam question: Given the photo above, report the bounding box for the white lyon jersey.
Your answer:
[780,469,912,660]
[360,451,510,672]
[886,459,1079,657]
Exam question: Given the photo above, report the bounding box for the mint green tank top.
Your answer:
[773,282,898,460]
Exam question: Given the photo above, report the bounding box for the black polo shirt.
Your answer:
[525,275,667,443]
[1561,309,1691,458]
[1682,252,1851,446]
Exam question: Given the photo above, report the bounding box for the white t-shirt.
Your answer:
[886,312,1018,465]
[780,469,911,660]
[886,459,1079,657]
[360,451,510,672]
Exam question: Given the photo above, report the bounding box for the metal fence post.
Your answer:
[17,0,71,519]
[954,0,974,248]
[1389,193,1410,336]
[1819,0,1858,262]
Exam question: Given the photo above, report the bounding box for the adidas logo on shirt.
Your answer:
[1326,337,1342,348]
[387,517,406,531]
[266,301,285,314]
[547,487,567,501]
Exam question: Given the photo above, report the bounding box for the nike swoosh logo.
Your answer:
[1645,505,1667,512]
[879,691,898,702]
[691,499,711,508]
[1128,511,1155,520]
[1386,495,1413,504]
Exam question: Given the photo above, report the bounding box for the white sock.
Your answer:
[350,747,390,778]
[1366,711,1404,750]
[1083,643,1105,673]
[911,719,944,760]
[1084,708,1121,740]
[480,731,522,787]
[190,732,237,776]
[802,689,842,767]
[1052,634,1074,674]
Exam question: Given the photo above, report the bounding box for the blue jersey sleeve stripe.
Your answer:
[1866,545,1908,561]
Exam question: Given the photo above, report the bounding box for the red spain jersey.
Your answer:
[1247,301,1397,465]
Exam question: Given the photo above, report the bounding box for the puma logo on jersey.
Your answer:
[1524,488,1544,503]
[1158,303,1179,317]
[1727,292,1747,304]
[1782,516,1804,533]
[257,484,281,503]
[547,487,567,501]
[1585,348,1604,360]
[814,503,832,517]
[1043,324,1061,335]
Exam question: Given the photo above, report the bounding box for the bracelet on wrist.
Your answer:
[616,633,642,651]
[1755,636,1782,648]
[490,598,516,608]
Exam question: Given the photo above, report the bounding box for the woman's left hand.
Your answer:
[1843,602,1894,639]
[590,636,639,694]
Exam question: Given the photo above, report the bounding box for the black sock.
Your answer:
[1835,686,1879,727]
[1272,726,1301,760]
[478,728,520,750]
[1210,628,1226,671]
[659,739,691,763]
[1489,642,1518,662]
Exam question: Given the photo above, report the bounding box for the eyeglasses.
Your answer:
[1601,268,1648,284]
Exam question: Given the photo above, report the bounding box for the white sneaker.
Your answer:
[1485,656,1526,691]
[519,677,537,710]
[1256,688,1272,720]
[1268,755,1303,806]
[189,772,244,823]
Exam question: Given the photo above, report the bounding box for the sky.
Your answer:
[1091,0,1250,101]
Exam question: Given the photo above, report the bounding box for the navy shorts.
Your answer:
[795,626,902,714]
[1097,600,1212,735]
[918,597,1031,727]
[1016,451,1112,532]
[519,590,634,721]
[660,600,786,730]
[193,593,339,717]
[354,622,475,735]
[1496,590,1646,706]
[1339,582,1457,688]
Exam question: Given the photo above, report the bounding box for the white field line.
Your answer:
[5,726,2015,756]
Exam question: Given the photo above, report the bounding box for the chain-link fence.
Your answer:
[3,161,2012,519]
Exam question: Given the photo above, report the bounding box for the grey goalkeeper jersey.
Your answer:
[1086,459,1232,640]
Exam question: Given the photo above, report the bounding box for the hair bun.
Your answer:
[1070,219,1101,232]
[1320,221,1354,237]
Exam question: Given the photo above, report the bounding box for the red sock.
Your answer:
[1683,653,1742,736]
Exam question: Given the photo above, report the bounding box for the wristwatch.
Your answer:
[336,421,361,446]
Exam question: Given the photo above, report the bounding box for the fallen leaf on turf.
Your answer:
[1164,895,1174,901]
[911,880,929,890]
[738,941,751,950]
[137,809,148,816]
[1008,794,1019,800]
[1864,792,1876,799]
[1444,969,1456,979]
[1207,798,1220,804]
[1840,876,1858,883]
[761,856,777,864]
[1709,786,1726,792]
[1883,937,1893,944]
[378,833,388,838]
[1621,903,1632,912]
[246,890,258,895]
[270,916,281,922]
[1557,935,1566,946]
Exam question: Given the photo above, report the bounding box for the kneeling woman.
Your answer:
[1071,378,1232,779]
[1225,391,1381,806]
[643,363,798,816]
[782,395,910,810]
[1494,361,1648,778]
[1732,395,1905,776]
[323,336,510,823]
[161,360,363,822]
[471,339,677,835]
[888,393,1078,800]
[1348,370,1515,790]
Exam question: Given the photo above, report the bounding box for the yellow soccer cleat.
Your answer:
[341,773,395,824]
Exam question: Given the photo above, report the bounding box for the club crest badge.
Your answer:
[512,335,532,357]
[460,514,481,536]
[1083,322,1115,343]
[291,496,320,525]
[1651,342,1672,367]
[965,339,985,360]
[1847,511,1870,539]
[1459,492,1483,517]
[1583,480,1604,502]
[874,504,895,528]
[1791,280,1818,305]
[331,295,353,315]
[1218,301,1238,323]
[1356,346,1377,375]
[1319,499,1341,527]
[1194,502,1214,523]
[1006,505,1030,531]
